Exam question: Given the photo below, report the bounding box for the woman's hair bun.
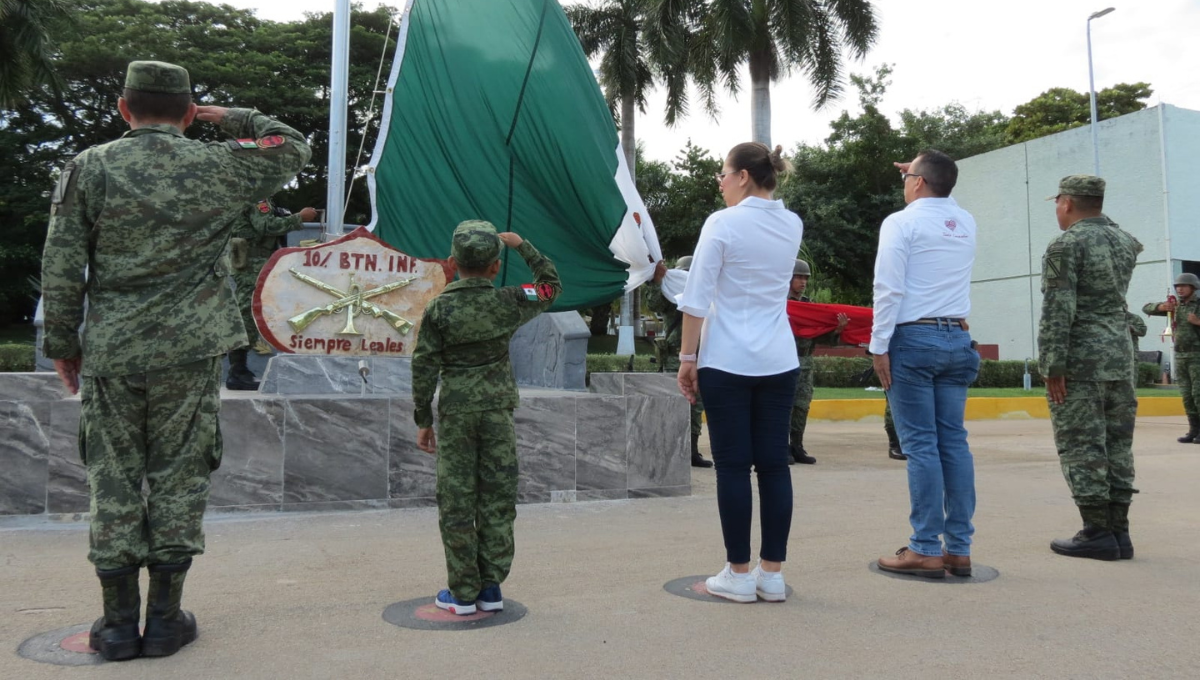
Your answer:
[769,144,792,174]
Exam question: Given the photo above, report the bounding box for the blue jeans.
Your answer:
[886,323,980,557]
[698,367,797,564]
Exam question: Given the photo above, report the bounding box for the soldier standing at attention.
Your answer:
[644,256,713,468]
[1126,310,1147,357]
[225,197,317,390]
[40,61,311,660]
[787,259,848,464]
[1039,175,1142,562]
[412,221,561,615]
[1144,273,1200,443]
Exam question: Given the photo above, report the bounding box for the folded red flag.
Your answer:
[787,301,873,346]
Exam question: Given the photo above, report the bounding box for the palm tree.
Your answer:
[565,0,657,183]
[0,0,72,108]
[679,0,880,147]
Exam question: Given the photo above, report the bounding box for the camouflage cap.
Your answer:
[1048,175,1105,200]
[451,220,502,269]
[793,259,811,276]
[124,60,191,94]
[675,255,693,271]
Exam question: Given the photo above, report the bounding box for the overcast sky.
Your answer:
[214,0,1200,162]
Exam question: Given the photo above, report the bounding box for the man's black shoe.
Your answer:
[1114,531,1134,560]
[888,445,907,461]
[790,446,816,465]
[1050,526,1120,561]
[691,452,714,468]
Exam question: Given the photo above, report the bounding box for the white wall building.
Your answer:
[954,104,1200,364]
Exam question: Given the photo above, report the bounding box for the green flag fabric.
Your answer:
[367,0,662,311]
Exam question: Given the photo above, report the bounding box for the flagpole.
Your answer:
[325,0,351,241]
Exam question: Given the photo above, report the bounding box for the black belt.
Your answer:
[897,318,963,327]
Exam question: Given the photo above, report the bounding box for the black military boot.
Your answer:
[142,559,198,658]
[225,348,259,391]
[1178,415,1200,443]
[89,565,142,661]
[885,423,906,461]
[1050,506,1120,561]
[1110,503,1134,560]
[690,433,713,468]
[789,432,816,465]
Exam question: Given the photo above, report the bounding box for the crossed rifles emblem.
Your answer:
[287,268,416,336]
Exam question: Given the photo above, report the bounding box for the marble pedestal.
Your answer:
[0,373,690,517]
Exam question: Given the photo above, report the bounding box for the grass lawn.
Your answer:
[814,386,1180,400]
[587,335,657,355]
[0,324,36,346]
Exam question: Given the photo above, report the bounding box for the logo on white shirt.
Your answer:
[945,220,957,231]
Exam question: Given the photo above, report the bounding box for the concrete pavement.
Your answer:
[3,416,1199,679]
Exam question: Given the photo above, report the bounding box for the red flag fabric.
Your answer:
[787,301,873,346]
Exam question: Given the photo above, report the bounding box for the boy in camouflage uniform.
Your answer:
[226,197,316,389]
[412,221,561,615]
[40,61,310,660]
[1144,273,1200,443]
[643,256,712,468]
[1039,175,1143,562]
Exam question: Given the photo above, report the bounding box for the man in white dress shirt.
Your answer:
[871,149,981,580]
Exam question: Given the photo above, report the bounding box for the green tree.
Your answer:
[0,0,398,325]
[566,0,694,182]
[644,140,722,257]
[677,0,879,147]
[1004,82,1153,144]
[0,0,72,107]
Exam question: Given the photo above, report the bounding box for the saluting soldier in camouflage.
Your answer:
[788,260,848,465]
[412,221,561,615]
[1038,175,1143,562]
[1144,272,1200,443]
[643,256,712,468]
[40,61,311,660]
[225,198,316,390]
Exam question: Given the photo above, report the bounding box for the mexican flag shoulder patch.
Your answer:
[520,284,539,301]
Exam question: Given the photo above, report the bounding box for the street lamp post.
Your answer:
[1087,7,1115,175]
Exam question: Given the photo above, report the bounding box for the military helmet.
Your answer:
[1175,273,1200,288]
[793,259,811,277]
[675,256,693,271]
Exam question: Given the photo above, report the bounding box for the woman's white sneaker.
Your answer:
[705,564,756,603]
[752,564,786,602]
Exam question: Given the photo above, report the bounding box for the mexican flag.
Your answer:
[366,0,662,311]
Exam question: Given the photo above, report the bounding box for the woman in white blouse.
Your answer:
[677,142,803,603]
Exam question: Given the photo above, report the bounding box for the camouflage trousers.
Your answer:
[80,357,222,571]
[790,367,814,445]
[436,409,519,602]
[232,258,268,348]
[1174,354,1200,419]
[1048,379,1138,507]
[662,357,703,440]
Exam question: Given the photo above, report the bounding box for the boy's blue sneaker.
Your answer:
[435,589,477,616]
[476,584,503,612]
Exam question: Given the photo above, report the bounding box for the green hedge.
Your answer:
[587,354,1162,389]
[0,343,35,372]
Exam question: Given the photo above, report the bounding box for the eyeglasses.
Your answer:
[715,170,738,182]
[900,172,923,183]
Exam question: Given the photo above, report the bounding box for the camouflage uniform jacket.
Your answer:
[1126,310,1147,355]
[643,281,682,354]
[1143,295,1200,356]
[41,108,311,376]
[232,198,304,264]
[411,240,561,428]
[1038,215,1143,379]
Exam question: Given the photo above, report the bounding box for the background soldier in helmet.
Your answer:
[225,198,317,390]
[644,256,713,468]
[787,259,848,464]
[1145,272,1200,443]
